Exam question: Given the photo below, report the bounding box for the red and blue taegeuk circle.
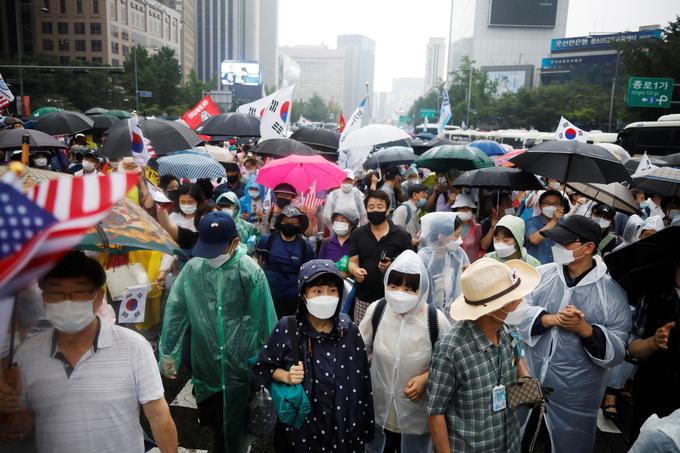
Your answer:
[125,298,138,311]
[565,128,577,140]
[280,101,290,122]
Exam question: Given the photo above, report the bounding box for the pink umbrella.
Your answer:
[494,148,527,167]
[255,154,347,192]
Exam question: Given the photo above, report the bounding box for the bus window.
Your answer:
[635,127,673,154]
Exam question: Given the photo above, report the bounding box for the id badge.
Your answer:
[492,385,507,412]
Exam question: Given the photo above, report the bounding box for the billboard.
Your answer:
[482,65,534,96]
[220,60,261,86]
[488,0,558,28]
[551,29,662,53]
[541,54,617,72]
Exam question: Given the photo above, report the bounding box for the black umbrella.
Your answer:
[624,155,670,174]
[412,137,454,155]
[452,166,545,190]
[364,146,416,170]
[510,140,631,184]
[101,118,203,158]
[34,110,94,136]
[633,167,680,197]
[604,226,680,302]
[84,107,109,116]
[660,153,680,167]
[195,113,260,138]
[89,115,121,132]
[0,128,67,150]
[3,117,24,128]
[252,138,316,158]
[290,126,340,154]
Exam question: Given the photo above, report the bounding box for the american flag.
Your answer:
[0,73,15,110]
[0,173,137,297]
[302,182,325,211]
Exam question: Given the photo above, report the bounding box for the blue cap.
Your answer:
[192,211,238,259]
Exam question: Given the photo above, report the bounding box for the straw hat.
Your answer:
[450,258,540,321]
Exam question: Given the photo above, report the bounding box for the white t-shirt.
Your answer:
[16,318,164,453]
[168,212,196,232]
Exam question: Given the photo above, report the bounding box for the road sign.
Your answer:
[419,108,436,119]
[398,115,412,124]
[626,77,673,108]
[138,90,153,98]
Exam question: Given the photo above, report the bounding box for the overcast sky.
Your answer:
[279,0,679,92]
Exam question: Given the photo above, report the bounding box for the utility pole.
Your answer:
[608,52,620,133]
[445,0,454,86]
[133,45,139,112]
[466,63,473,127]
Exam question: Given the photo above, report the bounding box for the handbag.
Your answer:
[506,376,544,409]
[270,316,311,429]
[247,386,277,437]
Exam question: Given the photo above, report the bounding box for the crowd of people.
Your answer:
[1,135,679,453]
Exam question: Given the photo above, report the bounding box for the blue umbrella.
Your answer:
[158,152,226,180]
[469,140,507,157]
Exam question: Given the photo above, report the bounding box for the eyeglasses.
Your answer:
[43,289,97,303]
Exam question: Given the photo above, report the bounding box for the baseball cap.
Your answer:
[541,215,602,245]
[192,211,238,259]
[592,204,615,218]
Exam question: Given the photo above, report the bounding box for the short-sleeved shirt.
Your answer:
[426,321,520,453]
[16,317,164,453]
[349,221,412,302]
[524,215,555,264]
[257,233,314,303]
[316,233,351,262]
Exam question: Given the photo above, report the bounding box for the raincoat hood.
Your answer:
[383,250,430,308]
[217,190,242,217]
[420,212,460,249]
[244,176,264,198]
[495,214,526,249]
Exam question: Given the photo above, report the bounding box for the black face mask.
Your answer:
[227,174,239,184]
[276,198,292,209]
[278,223,299,237]
[166,190,179,203]
[367,210,387,225]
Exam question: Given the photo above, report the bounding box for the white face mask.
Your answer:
[494,241,516,258]
[592,216,611,229]
[248,189,260,199]
[44,300,95,333]
[501,300,531,327]
[34,157,48,167]
[206,249,233,268]
[385,290,420,314]
[305,295,339,319]
[548,181,561,190]
[180,203,197,215]
[409,179,420,185]
[82,161,96,171]
[332,221,350,237]
[445,236,463,251]
[504,207,516,216]
[541,206,558,218]
[221,208,234,217]
[457,211,473,222]
[341,183,353,193]
[551,243,581,265]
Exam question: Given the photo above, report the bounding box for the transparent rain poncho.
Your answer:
[158,246,278,453]
[514,256,632,453]
[359,250,450,435]
[417,212,469,316]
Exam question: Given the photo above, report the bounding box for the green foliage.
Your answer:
[290,93,335,123]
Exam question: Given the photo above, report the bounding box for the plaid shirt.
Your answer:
[426,320,521,453]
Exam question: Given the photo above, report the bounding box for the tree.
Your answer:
[121,45,182,112]
[290,93,334,123]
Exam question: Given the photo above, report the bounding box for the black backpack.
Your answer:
[258,231,310,270]
[371,299,439,346]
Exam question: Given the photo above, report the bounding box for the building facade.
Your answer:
[424,37,446,92]
[278,44,345,104]
[32,0,181,68]
[337,34,375,118]
[448,0,569,90]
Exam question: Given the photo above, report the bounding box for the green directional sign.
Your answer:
[419,109,437,119]
[626,77,674,108]
[398,115,413,125]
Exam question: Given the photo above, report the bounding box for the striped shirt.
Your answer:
[426,321,521,452]
[16,317,164,453]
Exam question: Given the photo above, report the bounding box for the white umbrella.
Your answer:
[597,143,631,163]
[195,144,233,163]
[566,182,640,215]
[338,124,411,170]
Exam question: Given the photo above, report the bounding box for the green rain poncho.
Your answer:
[216,191,261,244]
[159,246,277,453]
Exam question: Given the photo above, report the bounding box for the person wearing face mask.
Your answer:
[645,192,665,219]
[322,169,368,227]
[213,162,246,198]
[317,210,357,264]
[30,151,52,170]
[514,215,632,453]
[378,166,404,210]
[160,212,277,453]
[169,183,205,232]
[11,251,177,453]
[480,192,516,253]
[348,191,412,323]
[252,259,374,453]
[215,191,260,245]
[525,190,566,264]
[427,258,540,453]
[392,183,428,244]
[265,183,299,232]
[400,165,421,190]
[239,178,265,224]
[159,174,180,208]
[484,215,541,267]
[360,250,450,453]
[590,204,620,255]
[418,212,469,317]
[74,150,103,176]
[451,194,484,263]
[257,205,314,318]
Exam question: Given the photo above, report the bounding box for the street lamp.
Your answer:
[14,0,49,115]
